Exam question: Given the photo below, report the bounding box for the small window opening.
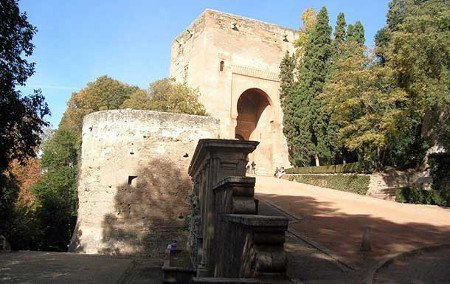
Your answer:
[219,61,224,71]
[128,176,137,186]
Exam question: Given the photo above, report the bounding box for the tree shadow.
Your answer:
[256,192,450,270]
[100,158,192,259]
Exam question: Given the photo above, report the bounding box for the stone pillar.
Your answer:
[188,139,259,276]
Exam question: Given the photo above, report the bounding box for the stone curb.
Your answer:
[363,243,450,284]
[257,197,358,273]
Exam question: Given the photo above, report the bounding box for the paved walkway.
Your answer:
[255,176,450,268]
[373,246,450,283]
[0,251,162,283]
[258,200,362,283]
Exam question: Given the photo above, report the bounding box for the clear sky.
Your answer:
[19,0,391,127]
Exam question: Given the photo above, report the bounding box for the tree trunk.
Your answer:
[315,154,320,166]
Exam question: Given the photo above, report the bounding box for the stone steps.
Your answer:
[367,188,397,201]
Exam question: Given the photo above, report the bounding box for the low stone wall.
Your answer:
[69,110,219,258]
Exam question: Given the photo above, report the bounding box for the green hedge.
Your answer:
[285,163,360,174]
[395,187,447,206]
[287,174,370,195]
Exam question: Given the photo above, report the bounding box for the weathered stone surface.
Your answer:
[171,10,298,174]
[69,110,219,258]
[217,216,288,278]
[192,277,271,283]
[223,215,288,228]
[188,139,259,275]
[188,139,289,281]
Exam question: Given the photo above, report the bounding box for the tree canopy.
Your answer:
[0,0,49,249]
[280,1,449,171]
[0,0,49,172]
[122,78,208,116]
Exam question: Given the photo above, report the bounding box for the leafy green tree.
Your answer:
[377,0,450,154]
[321,42,408,170]
[147,78,207,115]
[0,0,49,174]
[32,128,79,250]
[294,7,333,166]
[121,89,152,110]
[0,0,49,245]
[294,8,317,60]
[123,78,208,115]
[60,75,140,134]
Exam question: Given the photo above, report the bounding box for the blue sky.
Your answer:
[19,0,391,127]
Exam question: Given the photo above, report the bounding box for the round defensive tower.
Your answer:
[69,109,219,258]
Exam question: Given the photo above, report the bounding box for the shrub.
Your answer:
[395,187,446,206]
[289,174,370,195]
[285,163,361,174]
[428,153,450,192]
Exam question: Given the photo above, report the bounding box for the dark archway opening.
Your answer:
[235,88,271,141]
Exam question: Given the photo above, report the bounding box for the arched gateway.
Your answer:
[235,88,271,141]
[170,9,297,173]
[235,88,275,172]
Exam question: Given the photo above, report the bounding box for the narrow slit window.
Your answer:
[219,60,224,71]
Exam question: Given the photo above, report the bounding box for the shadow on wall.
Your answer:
[101,158,192,258]
[68,220,85,253]
[256,193,450,268]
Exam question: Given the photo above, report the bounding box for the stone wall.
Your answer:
[69,110,219,258]
[170,9,298,174]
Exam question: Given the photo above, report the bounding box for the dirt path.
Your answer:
[255,176,450,268]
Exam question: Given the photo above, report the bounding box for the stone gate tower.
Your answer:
[170,9,298,174]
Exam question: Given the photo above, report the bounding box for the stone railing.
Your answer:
[188,139,289,280]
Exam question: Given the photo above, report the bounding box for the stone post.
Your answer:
[188,139,259,276]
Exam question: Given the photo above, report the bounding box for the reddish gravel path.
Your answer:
[255,176,450,267]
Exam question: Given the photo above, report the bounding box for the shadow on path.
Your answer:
[257,192,450,268]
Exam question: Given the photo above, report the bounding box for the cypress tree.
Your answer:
[279,51,296,103]
[294,6,333,166]
[347,24,354,40]
[352,21,365,45]
[334,13,347,49]
[279,51,303,165]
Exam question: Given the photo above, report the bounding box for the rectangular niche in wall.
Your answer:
[128,176,138,187]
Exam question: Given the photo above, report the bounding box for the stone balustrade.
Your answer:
[188,139,289,281]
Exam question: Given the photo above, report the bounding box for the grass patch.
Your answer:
[287,174,370,195]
